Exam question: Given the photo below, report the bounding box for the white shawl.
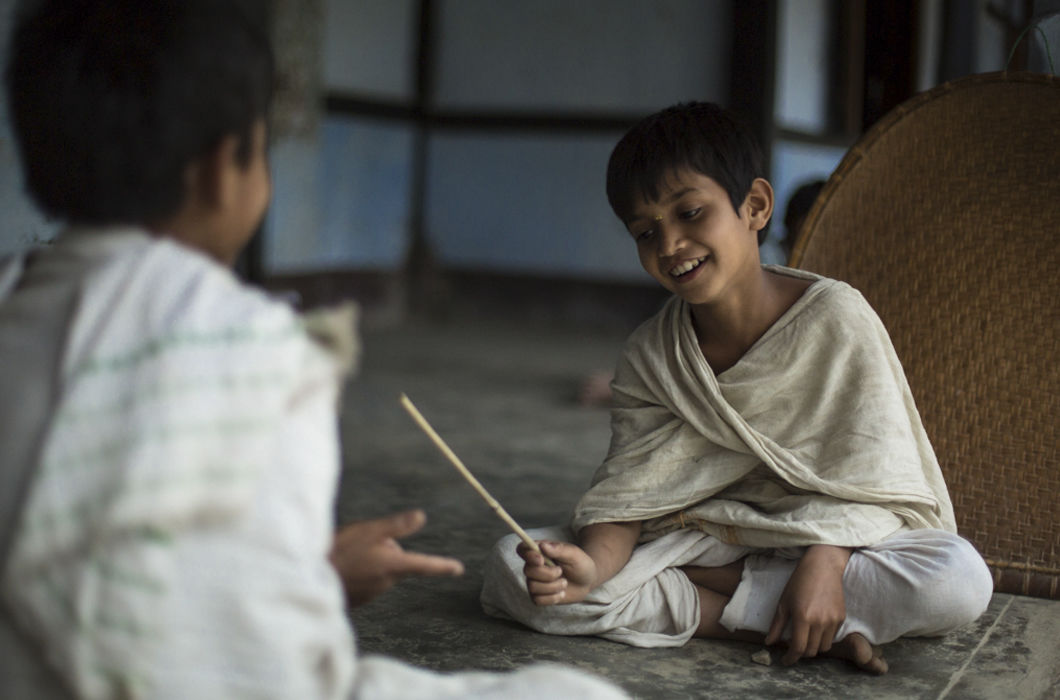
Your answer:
[572,267,955,548]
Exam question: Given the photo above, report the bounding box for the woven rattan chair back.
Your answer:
[790,71,1060,599]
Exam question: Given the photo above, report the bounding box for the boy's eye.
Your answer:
[678,207,702,220]
[635,228,656,242]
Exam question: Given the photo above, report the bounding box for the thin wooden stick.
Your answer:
[399,393,553,565]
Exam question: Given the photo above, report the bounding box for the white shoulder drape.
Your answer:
[573,267,955,548]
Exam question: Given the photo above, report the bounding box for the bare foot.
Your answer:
[827,633,889,674]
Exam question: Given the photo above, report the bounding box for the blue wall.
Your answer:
[266,0,730,280]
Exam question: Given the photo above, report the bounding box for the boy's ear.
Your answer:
[743,178,774,232]
[187,133,244,211]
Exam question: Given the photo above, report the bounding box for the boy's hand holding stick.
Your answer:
[399,393,555,566]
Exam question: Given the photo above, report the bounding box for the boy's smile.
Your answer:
[668,255,708,278]
[624,170,769,307]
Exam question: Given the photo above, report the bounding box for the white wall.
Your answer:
[274,0,733,280]
[268,0,418,273]
[9,0,1032,275]
[426,131,646,281]
[424,0,730,281]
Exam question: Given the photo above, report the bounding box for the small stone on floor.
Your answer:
[751,649,772,666]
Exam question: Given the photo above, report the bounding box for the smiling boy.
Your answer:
[625,170,810,375]
[482,102,993,673]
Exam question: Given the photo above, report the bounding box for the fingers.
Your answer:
[776,618,839,665]
[523,556,566,606]
[818,623,837,654]
[802,627,824,661]
[331,511,461,581]
[376,509,428,539]
[336,509,427,543]
[386,549,465,578]
[517,540,570,606]
[782,619,808,666]
[521,543,562,581]
[765,606,787,646]
[516,540,542,564]
[768,607,814,665]
[527,576,568,605]
[538,540,586,566]
[517,540,562,567]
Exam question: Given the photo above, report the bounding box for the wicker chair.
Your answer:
[790,71,1060,599]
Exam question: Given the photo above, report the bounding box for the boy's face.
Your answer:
[155,119,271,266]
[623,169,768,307]
[216,119,271,264]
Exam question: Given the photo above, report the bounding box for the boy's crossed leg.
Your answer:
[682,529,993,675]
[682,561,887,674]
[483,526,990,676]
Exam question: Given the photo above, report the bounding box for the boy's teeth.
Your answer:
[670,257,706,277]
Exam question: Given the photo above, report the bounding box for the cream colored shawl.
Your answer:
[572,267,955,548]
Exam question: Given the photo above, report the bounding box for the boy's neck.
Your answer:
[690,267,810,374]
[151,208,234,267]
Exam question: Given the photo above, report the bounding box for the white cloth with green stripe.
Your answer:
[1,229,356,699]
[0,229,628,700]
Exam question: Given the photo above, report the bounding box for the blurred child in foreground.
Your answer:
[0,2,626,697]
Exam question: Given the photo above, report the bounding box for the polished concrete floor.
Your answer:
[336,319,1060,700]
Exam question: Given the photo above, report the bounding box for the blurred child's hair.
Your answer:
[605,102,765,225]
[5,0,274,226]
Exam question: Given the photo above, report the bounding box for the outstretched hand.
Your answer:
[765,544,852,665]
[329,509,464,607]
[518,540,599,606]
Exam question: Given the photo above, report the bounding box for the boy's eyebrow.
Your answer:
[625,187,699,224]
[663,187,697,203]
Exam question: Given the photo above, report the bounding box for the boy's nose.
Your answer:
[657,225,685,258]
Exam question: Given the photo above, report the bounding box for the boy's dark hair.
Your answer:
[5,0,274,226]
[606,102,765,229]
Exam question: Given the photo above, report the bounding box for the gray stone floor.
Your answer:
[336,320,1060,699]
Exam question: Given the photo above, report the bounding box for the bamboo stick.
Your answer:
[399,393,554,566]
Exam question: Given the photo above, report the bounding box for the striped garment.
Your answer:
[1,229,355,698]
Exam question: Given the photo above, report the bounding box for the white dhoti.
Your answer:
[482,527,993,648]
